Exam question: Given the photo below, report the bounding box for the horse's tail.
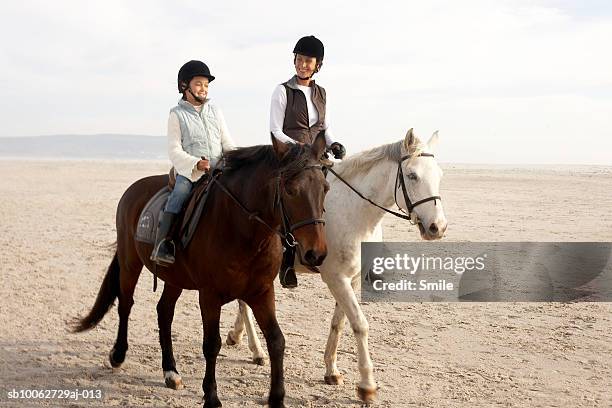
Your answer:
[72,252,120,333]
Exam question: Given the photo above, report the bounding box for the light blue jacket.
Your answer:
[168,99,235,181]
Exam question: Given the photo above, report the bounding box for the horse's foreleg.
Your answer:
[323,274,361,385]
[157,283,184,390]
[323,301,347,385]
[324,276,377,403]
[199,292,222,408]
[245,288,285,408]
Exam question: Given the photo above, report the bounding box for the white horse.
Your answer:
[225,129,447,403]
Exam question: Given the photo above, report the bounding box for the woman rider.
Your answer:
[270,35,346,288]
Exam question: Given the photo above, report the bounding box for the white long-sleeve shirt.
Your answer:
[167,102,235,182]
[269,84,334,146]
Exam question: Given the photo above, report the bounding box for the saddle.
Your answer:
[135,168,217,249]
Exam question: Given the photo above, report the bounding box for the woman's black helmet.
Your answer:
[293,36,324,60]
[177,60,215,93]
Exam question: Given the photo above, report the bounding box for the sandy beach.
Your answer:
[0,159,610,407]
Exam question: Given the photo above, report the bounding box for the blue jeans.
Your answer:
[164,174,193,214]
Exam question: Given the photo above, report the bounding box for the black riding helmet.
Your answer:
[293,36,324,60]
[293,36,324,78]
[177,60,215,93]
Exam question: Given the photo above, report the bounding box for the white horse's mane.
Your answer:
[334,139,424,179]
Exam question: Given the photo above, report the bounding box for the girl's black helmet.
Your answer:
[177,60,215,92]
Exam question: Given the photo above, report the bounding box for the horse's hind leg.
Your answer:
[226,300,266,365]
[157,282,184,389]
[199,292,222,408]
[109,253,143,368]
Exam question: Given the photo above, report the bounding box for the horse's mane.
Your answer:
[334,140,424,179]
[221,143,312,179]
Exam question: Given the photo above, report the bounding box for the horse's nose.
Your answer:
[429,222,447,237]
[304,249,326,267]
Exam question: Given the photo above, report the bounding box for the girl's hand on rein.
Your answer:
[197,158,210,172]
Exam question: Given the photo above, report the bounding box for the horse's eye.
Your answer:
[407,173,418,181]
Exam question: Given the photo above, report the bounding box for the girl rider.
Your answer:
[151,60,236,265]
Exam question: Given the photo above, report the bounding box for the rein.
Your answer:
[327,153,441,225]
[211,164,325,248]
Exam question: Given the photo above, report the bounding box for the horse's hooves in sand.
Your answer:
[164,370,184,390]
[357,386,377,403]
[252,357,266,366]
[324,374,344,385]
[108,348,124,368]
[203,398,222,408]
[225,332,240,346]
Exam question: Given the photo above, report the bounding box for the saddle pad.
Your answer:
[135,187,170,244]
[135,175,215,248]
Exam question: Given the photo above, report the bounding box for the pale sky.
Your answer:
[1,0,611,164]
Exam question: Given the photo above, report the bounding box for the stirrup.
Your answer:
[280,266,298,289]
[151,240,176,266]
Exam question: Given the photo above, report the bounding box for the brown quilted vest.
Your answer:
[282,75,326,144]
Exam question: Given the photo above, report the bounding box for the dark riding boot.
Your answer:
[150,211,176,266]
[279,245,298,288]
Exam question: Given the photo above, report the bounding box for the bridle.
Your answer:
[326,153,441,225]
[394,153,441,224]
[212,163,326,248]
[275,164,326,247]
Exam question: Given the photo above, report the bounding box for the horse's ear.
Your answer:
[403,128,417,150]
[427,130,439,153]
[312,130,327,158]
[271,133,291,159]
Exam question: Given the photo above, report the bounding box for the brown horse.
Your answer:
[73,134,329,408]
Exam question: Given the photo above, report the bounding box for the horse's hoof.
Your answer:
[225,332,239,346]
[357,386,377,403]
[203,397,222,407]
[109,348,123,368]
[164,371,184,390]
[267,398,285,408]
[324,374,343,385]
[252,357,266,366]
